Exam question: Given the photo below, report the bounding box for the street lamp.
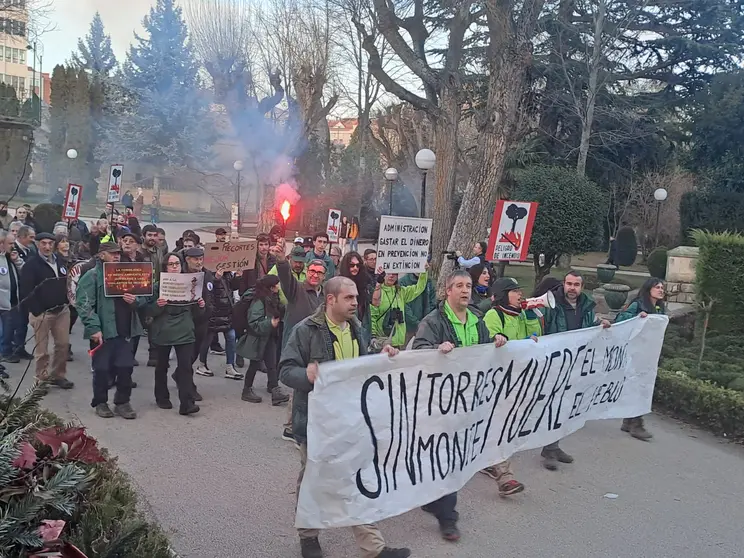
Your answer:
[653,187,668,248]
[233,160,244,232]
[415,148,436,218]
[66,149,78,188]
[384,167,398,216]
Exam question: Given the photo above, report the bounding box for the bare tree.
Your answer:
[1,0,55,38]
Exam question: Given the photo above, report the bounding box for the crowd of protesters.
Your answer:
[0,200,665,558]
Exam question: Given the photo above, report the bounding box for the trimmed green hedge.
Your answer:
[654,370,744,440]
[647,246,668,279]
[680,190,744,240]
[692,230,744,333]
[615,226,638,267]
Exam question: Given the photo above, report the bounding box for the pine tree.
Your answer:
[72,12,118,75]
[109,0,213,168]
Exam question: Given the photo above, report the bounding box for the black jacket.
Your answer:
[413,302,492,349]
[240,254,276,293]
[20,254,69,316]
[208,272,241,332]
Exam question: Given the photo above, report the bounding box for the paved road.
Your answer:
[5,329,744,558]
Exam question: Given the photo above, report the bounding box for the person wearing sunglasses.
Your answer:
[338,251,373,348]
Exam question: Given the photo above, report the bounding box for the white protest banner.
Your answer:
[486,200,538,261]
[376,216,432,274]
[63,183,82,219]
[159,272,204,303]
[326,209,341,242]
[296,315,668,528]
[203,240,258,273]
[107,164,124,203]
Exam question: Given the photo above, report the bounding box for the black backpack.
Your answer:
[232,290,256,338]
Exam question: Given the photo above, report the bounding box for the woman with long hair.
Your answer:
[348,216,360,253]
[468,263,491,314]
[149,253,205,415]
[338,251,372,346]
[237,274,290,405]
[615,277,665,441]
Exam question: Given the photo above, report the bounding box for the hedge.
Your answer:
[692,230,744,334]
[680,190,744,241]
[654,370,744,440]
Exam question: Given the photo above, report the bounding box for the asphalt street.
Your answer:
[5,328,744,558]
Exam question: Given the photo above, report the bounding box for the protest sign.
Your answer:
[107,164,124,204]
[486,200,538,261]
[326,209,341,242]
[296,315,668,528]
[103,262,153,297]
[63,184,82,219]
[376,216,432,274]
[66,262,87,305]
[204,240,258,273]
[159,272,204,303]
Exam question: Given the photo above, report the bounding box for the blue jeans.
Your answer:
[349,238,359,252]
[1,307,27,357]
[199,329,236,366]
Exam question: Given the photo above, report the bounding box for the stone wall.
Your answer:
[666,246,699,304]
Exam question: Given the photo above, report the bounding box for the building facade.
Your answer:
[0,0,30,100]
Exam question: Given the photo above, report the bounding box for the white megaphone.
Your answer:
[522,290,556,310]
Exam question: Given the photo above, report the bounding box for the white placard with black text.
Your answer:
[376,215,432,274]
[107,164,124,204]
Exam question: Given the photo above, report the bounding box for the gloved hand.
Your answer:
[377,271,386,284]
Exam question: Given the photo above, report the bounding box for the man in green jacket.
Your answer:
[279,276,409,558]
[76,242,148,420]
[540,271,611,470]
[399,271,436,345]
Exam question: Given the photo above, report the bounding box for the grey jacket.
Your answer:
[0,254,22,311]
[276,259,323,348]
[279,305,367,444]
[413,302,492,349]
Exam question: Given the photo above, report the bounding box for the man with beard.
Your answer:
[140,225,165,367]
[0,201,12,230]
[241,233,275,292]
[156,228,168,252]
[215,227,228,243]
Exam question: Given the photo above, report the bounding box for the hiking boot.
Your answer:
[2,354,20,363]
[179,403,200,416]
[114,403,137,420]
[195,363,213,377]
[439,520,460,542]
[95,403,115,418]
[621,418,632,432]
[300,537,323,558]
[498,479,525,496]
[541,449,559,471]
[157,399,173,409]
[225,365,243,380]
[554,447,574,463]
[241,387,262,403]
[49,378,74,390]
[271,386,290,405]
[628,417,653,441]
[375,547,411,558]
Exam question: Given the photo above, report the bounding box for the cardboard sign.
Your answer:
[326,209,341,242]
[203,240,257,273]
[159,272,204,303]
[103,262,154,297]
[107,164,124,203]
[376,216,432,273]
[63,183,82,219]
[486,200,538,261]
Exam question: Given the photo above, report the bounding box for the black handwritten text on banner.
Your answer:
[376,216,432,274]
[296,315,667,528]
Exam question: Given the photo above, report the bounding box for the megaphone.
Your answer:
[522,290,556,310]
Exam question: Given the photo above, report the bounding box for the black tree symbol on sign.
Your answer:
[112,168,122,184]
[329,210,340,234]
[506,203,528,232]
[70,186,78,198]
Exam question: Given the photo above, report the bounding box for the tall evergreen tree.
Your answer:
[72,12,118,75]
[106,0,213,169]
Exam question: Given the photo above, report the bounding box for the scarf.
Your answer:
[496,304,522,317]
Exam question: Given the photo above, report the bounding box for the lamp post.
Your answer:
[653,187,668,248]
[26,41,43,123]
[234,160,244,232]
[384,167,398,216]
[415,148,435,218]
[66,148,77,190]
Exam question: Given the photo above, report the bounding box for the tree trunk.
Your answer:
[429,86,460,274]
[258,185,276,233]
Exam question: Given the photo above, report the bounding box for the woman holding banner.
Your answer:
[148,253,205,415]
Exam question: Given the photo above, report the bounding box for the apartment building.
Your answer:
[0,0,30,99]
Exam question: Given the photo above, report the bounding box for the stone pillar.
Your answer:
[665,246,699,304]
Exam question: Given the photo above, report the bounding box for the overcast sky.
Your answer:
[41,0,153,69]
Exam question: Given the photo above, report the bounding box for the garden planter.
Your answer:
[596,264,617,283]
[603,283,630,310]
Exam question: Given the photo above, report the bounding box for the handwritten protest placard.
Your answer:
[159,272,204,303]
[295,315,668,529]
[376,216,432,274]
[103,262,153,297]
[204,240,257,273]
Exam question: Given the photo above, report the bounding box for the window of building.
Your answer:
[19,48,25,64]
[18,77,25,95]
[4,47,10,62]
[11,48,18,64]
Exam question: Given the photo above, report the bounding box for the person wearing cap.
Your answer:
[268,246,306,306]
[19,232,74,389]
[76,242,145,419]
[183,247,215,379]
[293,236,304,248]
[215,228,228,243]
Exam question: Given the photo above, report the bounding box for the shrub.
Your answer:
[615,226,637,266]
[654,370,744,440]
[680,190,744,241]
[647,246,668,279]
[32,203,63,234]
[692,230,744,334]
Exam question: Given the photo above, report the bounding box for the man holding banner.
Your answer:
[279,276,410,558]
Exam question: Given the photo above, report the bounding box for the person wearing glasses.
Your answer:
[148,252,206,415]
[338,251,374,348]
